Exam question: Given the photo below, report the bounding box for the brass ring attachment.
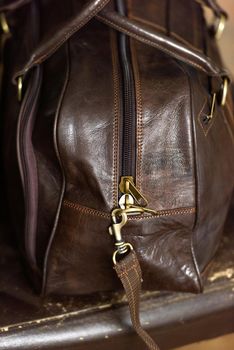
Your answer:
[215,14,226,40]
[17,76,23,102]
[0,13,10,34]
[220,77,228,107]
[112,243,133,265]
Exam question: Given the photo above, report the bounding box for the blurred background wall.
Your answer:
[219,0,234,73]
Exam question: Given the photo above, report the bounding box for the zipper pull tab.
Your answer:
[119,176,148,207]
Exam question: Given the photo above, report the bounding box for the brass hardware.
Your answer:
[109,209,133,264]
[119,193,134,209]
[214,14,226,40]
[220,77,228,107]
[206,93,216,121]
[119,176,157,214]
[112,243,133,265]
[109,209,128,242]
[17,76,23,102]
[109,178,157,264]
[119,176,148,207]
[0,13,10,34]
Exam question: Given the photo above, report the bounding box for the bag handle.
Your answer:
[14,0,228,90]
[97,9,227,81]
[13,0,111,81]
[199,0,227,18]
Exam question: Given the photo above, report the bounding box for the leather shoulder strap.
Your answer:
[115,250,160,350]
[199,0,227,18]
[13,0,228,87]
[13,0,111,81]
[97,9,227,79]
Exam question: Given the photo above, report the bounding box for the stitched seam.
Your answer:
[35,0,110,65]
[96,15,219,75]
[64,200,107,218]
[117,264,138,277]
[198,97,218,136]
[132,254,142,285]
[110,30,120,206]
[198,98,209,136]
[63,199,195,219]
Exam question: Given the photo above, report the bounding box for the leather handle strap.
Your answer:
[13,0,111,80]
[199,0,227,18]
[97,9,227,82]
[115,250,160,350]
[14,0,228,86]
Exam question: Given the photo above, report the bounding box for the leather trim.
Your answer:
[186,69,205,291]
[42,41,70,296]
[170,61,203,292]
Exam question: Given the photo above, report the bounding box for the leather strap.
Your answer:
[13,0,228,86]
[0,0,30,12]
[199,0,227,18]
[13,0,111,80]
[97,9,227,82]
[115,250,160,350]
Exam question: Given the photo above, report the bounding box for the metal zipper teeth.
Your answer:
[116,0,136,178]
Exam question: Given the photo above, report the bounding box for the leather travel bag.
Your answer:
[1,0,234,348]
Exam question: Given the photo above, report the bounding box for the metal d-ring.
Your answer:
[215,14,226,40]
[112,242,133,265]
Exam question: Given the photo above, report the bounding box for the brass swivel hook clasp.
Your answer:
[109,208,133,265]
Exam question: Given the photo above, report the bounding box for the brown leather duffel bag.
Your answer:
[1,0,234,348]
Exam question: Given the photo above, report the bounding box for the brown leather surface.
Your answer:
[0,207,233,349]
[45,200,200,295]
[2,0,234,300]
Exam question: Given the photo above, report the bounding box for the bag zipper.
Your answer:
[116,0,136,178]
[115,0,155,213]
